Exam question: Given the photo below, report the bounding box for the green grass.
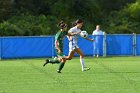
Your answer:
[0,56,140,93]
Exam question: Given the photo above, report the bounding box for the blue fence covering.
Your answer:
[0,36,54,59]
[136,35,140,55]
[0,34,140,59]
[106,35,133,55]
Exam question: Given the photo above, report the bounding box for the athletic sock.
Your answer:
[80,58,85,71]
[49,59,59,64]
[58,62,65,72]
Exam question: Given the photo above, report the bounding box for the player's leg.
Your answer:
[65,51,75,60]
[43,55,66,73]
[74,48,85,71]
[43,57,60,67]
[55,49,66,73]
[57,57,66,73]
[43,49,62,66]
[65,41,77,60]
[57,42,75,72]
[48,57,60,64]
[75,48,90,71]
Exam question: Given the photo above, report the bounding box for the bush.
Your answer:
[0,15,59,36]
[105,0,140,34]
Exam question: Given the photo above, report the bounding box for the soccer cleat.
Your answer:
[43,59,49,67]
[82,67,90,71]
[57,70,61,73]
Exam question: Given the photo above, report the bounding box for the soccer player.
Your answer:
[66,19,94,71]
[43,21,78,73]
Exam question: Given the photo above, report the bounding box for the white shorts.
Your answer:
[69,42,79,52]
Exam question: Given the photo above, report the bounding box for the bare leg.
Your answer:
[65,51,75,60]
[74,48,86,71]
[75,48,90,71]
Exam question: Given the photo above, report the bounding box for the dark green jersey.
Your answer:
[55,30,68,52]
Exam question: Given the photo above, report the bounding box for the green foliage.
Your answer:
[128,1,140,20]
[0,0,14,21]
[105,0,140,34]
[0,0,139,36]
[0,15,59,36]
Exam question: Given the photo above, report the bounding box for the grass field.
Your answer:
[0,56,140,93]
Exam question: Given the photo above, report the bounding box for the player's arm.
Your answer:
[55,33,61,54]
[67,29,80,36]
[55,40,61,54]
[67,36,71,41]
[67,32,80,36]
[85,37,94,42]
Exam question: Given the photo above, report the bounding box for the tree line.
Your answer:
[0,0,139,36]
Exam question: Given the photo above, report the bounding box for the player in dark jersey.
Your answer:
[43,21,78,73]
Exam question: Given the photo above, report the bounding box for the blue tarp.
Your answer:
[136,35,140,55]
[1,36,54,59]
[0,34,140,59]
[106,35,133,55]
[78,35,93,56]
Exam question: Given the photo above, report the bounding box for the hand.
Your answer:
[74,31,81,35]
[91,39,94,42]
[58,49,61,54]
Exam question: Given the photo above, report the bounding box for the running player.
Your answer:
[66,19,94,71]
[43,21,78,73]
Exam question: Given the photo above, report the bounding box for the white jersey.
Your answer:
[68,26,81,44]
[68,26,81,51]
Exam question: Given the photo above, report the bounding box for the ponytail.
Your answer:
[75,19,83,25]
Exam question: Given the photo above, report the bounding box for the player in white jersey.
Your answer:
[66,19,93,71]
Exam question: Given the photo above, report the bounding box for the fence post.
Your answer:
[103,32,106,57]
[133,33,136,56]
[92,35,94,56]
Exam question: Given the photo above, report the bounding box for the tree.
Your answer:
[105,0,140,34]
[0,0,14,21]
[0,0,139,36]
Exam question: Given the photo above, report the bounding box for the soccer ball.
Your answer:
[80,31,88,38]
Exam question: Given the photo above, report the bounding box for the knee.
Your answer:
[80,54,84,58]
[67,57,72,60]
[58,58,62,62]
[62,58,66,63]
[66,56,72,60]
